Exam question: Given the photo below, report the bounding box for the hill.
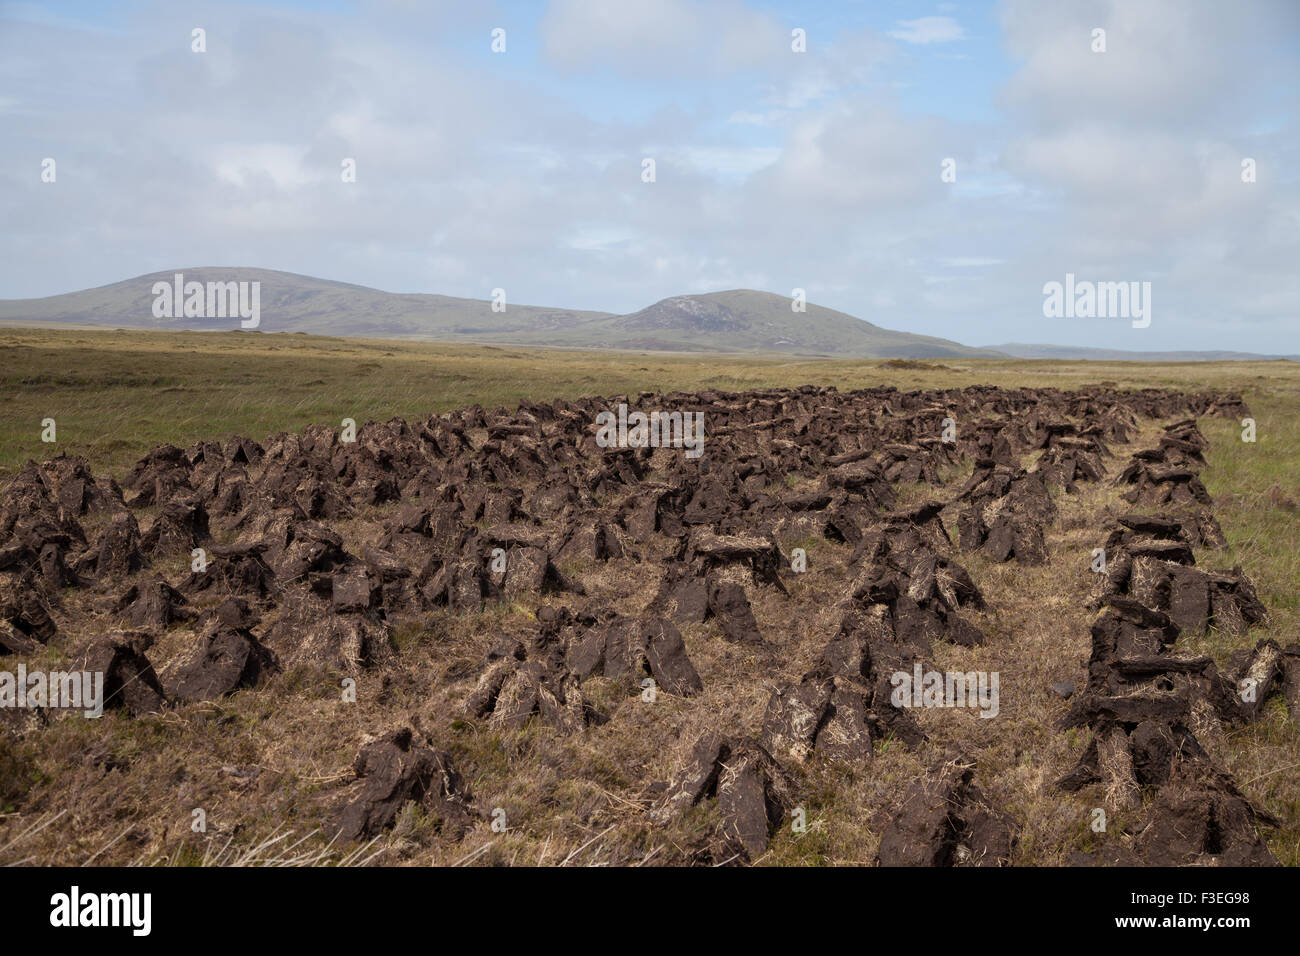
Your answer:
[540,290,1001,357]
[0,269,995,357]
[3,269,1291,361]
[0,268,610,340]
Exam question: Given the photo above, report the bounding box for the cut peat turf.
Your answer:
[0,378,1296,867]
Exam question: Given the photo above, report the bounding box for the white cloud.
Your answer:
[566,227,632,252]
[887,17,964,45]
[752,98,949,209]
[726,110,774,126]
[212,144,318,189]
[677,145,781,178]
[942,257,1005,268]
[540,0,784,74]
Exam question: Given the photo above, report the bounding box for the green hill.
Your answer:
[553,290,1002,357]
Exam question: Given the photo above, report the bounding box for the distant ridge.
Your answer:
[0,268,995,358]
[0,268,1289,361]
[984,343,1300,362]
[0,268,610,341]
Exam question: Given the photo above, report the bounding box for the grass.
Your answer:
[0,326,1297,866]
[3,325,1296,478]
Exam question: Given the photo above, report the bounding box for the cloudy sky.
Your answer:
[2,0,1297,351]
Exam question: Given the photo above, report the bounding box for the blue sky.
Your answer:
[1,0,1297,351]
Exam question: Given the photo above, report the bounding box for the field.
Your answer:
[1,326,1297,865]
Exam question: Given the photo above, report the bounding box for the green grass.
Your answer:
[4,325,1298,480]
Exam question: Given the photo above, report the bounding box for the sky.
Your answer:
[1,0,1297,351]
